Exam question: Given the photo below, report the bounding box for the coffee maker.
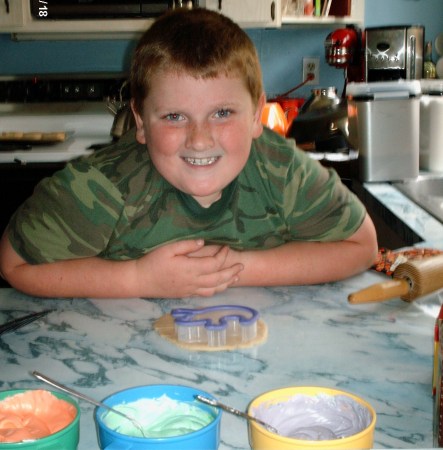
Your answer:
[365,25,424,81]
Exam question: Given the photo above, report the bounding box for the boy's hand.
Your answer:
[135,240,243,298]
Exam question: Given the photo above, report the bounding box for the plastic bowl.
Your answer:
[95,385,221,450]
[248,386,376,450]
[0,389,80,450]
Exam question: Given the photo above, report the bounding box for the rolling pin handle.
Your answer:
[348,279,411,304]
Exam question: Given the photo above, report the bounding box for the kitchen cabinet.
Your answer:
[1,0,363,39]
[0,0,23,29]
[1,0,281,38]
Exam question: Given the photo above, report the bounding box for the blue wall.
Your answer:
[0,0,442,98]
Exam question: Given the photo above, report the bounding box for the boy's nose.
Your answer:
[185,122,215,150]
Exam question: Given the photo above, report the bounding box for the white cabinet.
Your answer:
[202,0,281,28]
[2,0,282,39]
[1,1,155,39]
[0,0,24,29]
[0,0,363,39]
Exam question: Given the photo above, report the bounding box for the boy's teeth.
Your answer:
[184,156,218,166]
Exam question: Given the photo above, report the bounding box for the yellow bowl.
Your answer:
[248,386,376,450]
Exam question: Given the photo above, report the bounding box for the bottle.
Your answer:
[423,41,436,79]
[304,0,314,15]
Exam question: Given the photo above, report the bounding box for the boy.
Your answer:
[0,8,377,299]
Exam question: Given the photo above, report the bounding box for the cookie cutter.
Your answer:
[171,305,259,347]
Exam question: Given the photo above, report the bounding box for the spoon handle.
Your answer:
[196,395,250,420]
[32,371,146,437]
[32,371,106,409]
[195,395,278,434]
[32,371,127,420]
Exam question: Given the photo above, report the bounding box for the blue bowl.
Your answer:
[95,385,221,450]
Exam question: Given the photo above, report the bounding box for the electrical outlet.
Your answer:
[303,57,320,85]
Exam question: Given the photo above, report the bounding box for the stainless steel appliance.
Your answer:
[0,74,123,163]
[419,79,443,172]
[365,25,424,81]
[324,25,365,93]
[287,87,351,153]
[347,80,421,182]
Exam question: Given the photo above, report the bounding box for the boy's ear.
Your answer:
[130,99,147,144]
[252,93,266,138]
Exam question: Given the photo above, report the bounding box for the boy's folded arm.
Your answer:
[0,214,377,298]
[231,214,378,287]
[0,233,243,299]
[0,231,138,298]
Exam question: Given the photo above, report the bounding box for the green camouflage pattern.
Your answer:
[8,127,366,264]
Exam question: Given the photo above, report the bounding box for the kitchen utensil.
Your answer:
[195,395,278,434]
[0,389,80,449]
[95,385,221,450]
[0,310,53,336]
[31,371,146,437]
[286,87,350,150]
[171,305,259,346]
[107,79,135,140]
[349,253,443,304]
[247,386,376,450]
[324,25,365,93]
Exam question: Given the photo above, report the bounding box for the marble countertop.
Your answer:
[1,284,442,449]
[1,183,443,449]
[364,182,443,247]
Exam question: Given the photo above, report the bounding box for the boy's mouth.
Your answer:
[182,156,220,166]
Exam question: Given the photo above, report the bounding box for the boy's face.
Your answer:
[132,71,265,207]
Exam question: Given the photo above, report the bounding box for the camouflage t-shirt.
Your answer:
[8,127,366,264]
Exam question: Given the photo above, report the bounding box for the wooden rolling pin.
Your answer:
[349,254,443,304]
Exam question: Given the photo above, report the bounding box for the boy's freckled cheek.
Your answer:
[148,129,182,155]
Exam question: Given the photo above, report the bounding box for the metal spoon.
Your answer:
[195,394,279,434]
[32,371,146,438]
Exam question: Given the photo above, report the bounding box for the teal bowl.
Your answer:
[0,389,80,450]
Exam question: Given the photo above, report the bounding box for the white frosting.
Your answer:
[252,394,372,440]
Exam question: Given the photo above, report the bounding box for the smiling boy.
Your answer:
[0,8,377,299]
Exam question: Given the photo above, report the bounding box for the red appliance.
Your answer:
[324,25,365,95]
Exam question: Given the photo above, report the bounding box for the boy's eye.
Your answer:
[165,113,184,121]
[214,108,232,119]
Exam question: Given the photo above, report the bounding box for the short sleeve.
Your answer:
[7,161,125,264]
[285,152,366,241]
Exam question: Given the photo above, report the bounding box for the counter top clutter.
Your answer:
[0,277,442,449]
